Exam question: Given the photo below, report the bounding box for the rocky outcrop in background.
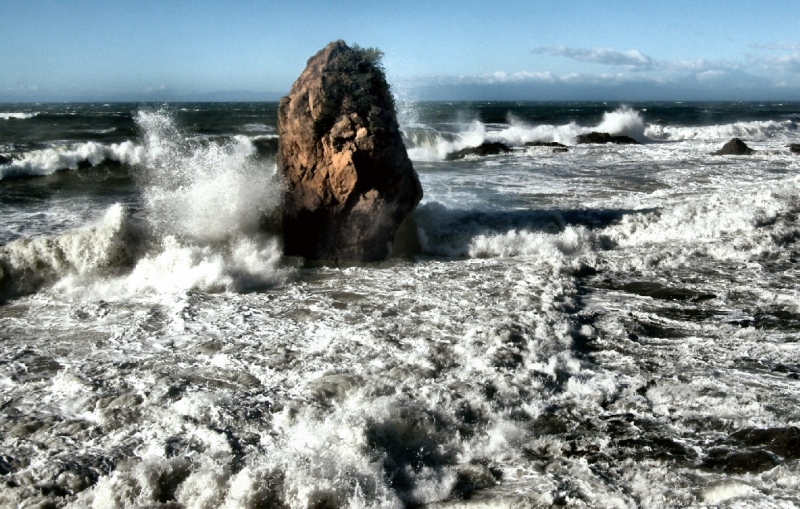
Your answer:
[576,132,640,145]
[714,138,755,155]
[277,41,422,262]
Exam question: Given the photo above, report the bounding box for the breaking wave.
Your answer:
[645,119,797,141]
[0,204,139,299]
[404,106,648,161]
[402,106,798,161]
[0,141,147,179]
[0,110,287,298]
[0,112,38,120]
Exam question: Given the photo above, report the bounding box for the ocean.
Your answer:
[1,101,799,508]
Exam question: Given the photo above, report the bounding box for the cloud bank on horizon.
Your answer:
[405,42,800,101]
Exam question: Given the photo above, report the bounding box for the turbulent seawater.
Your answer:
[1,101,799,508]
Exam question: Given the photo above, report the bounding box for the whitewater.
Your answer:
[1,101,799,508]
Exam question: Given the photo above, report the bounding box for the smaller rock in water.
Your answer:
[789,143,800,154]
[728,426,800,459]
[714,137,755,155]
[524,141,566,148]
[702,448,780,474]
[576,132,640,145]
[445,142,512,161]
[552,147,569,153]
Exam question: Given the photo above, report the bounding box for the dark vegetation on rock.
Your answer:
[714,137,755,155]
[576,132,640,145]
[277,41,422,262]
[310,45,394,139]
[444,142,512,161]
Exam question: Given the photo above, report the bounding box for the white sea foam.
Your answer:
[0,112,38,120]
[1,109,287,297]
[0,204,137,297]
[406,121,487,161]
[404,106,648,161]
[92,110,286,296]
[403,107,800,162]
[595,105,646,141]
[3,103,800,507]
[467,225,595,262]
[645,119,796,142]
[0,141,147,179]
[600,175,800,271]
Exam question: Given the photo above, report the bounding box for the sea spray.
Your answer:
[402,106,648,161]
[0,204,139,298]
[0,140,146,179]
[109,109,288,295]
[1,109,288,298]
[3,101,800,507]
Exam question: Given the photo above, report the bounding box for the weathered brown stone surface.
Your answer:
[277,41,422,261]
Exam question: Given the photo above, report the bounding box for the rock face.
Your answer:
[277,41,422,262]
[789,143,800,154]
[576,132,640,145]
[714,137,755,155]
[445,142,512,161]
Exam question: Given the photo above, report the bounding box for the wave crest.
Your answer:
[0,141,147,179]
[0,112,38,120]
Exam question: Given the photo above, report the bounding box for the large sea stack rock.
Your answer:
[277,41,422,262]
[714,138,755,155]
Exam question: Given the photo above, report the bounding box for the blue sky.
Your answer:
[2,0,800,101]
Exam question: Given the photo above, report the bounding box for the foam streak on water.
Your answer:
[1,102,800,508]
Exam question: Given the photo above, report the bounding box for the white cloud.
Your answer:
[144,84,171,93]
[749,41,800,51]
[407,44,799,97]
[476,70,555,84]
[759,53,800,73]
[4,84,38,92]
[533,46,654,68]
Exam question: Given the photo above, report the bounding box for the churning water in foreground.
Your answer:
[1,102,799,508]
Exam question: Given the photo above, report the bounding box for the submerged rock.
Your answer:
[524,141,566,148]
[576,132,640,145]
[445,142,512,161]
[524,141,569,153]
[728,426,800,459]
[702,448,780,474]
[702,426,800,473]
[789,143,800,154]
[277,40,422,262]
[714,137,755,155]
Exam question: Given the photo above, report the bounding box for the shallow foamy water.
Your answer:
[1,102,800,507]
